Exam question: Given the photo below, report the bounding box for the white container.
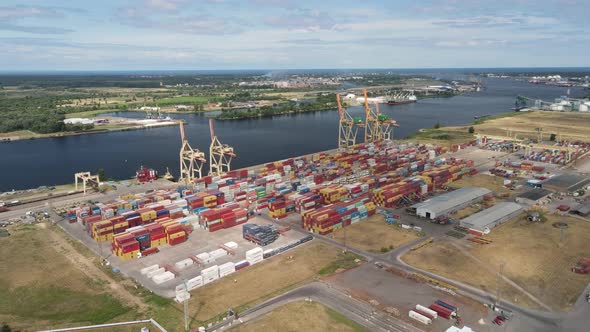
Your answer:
[209,248,227,259]
[196,252,214,264]
[186,275,203,291]
[153,271,175,284]
[401,224,411,230]
[147,267,165,279]
[247,256,263,265]
[415,305,437,319]
[175,258,194,270]
[413,226,422,232]
[409,310,432,325]
[201,265,219,279]
[202,274,219,285]
[246,247,263,258]
[140,264,160,275]
[224,241,238,249]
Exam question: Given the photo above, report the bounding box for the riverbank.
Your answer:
[0,119,182,142]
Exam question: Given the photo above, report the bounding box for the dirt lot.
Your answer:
[232,301,367,332]
[330,215,420,253]
[448,174,511,195]
[0,224,138,331]
[403,214,590,310]
[452,111,590,143]
[187,242,359,322]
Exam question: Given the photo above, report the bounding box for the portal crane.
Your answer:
[364,89,398,142]
[336,94,363,148]
[375,103,399,140]
[209,119,236,176]
[179,122,206,185]
[364,88,380,143]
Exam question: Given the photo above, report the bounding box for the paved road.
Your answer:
[207,282,423,332]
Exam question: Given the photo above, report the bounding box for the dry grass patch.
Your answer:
[232,301,368,332]
[448,174,510,195]
[330,215,420,253]
[404,214,590,310]
[472,111,590,143]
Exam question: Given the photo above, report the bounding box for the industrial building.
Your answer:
[542,174,590,193]
[410,187,491,220]
[515,189,552,205]
[459,202,523,234]
[571,202,590,217]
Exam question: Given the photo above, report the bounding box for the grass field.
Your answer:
[232,301,368,332]
[186,242,361,323]
[449,111,590,143]
[157,95,218,105]
[403,214,590,310]
[331,215,420,253]
[0,224,135,331]
[404,128,474,147]
[448,174,511,195]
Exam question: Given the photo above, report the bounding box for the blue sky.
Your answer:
[0,0,588,70]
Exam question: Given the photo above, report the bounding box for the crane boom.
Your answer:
[337,94,344,119]
[179,122,186,141]
[209,118,215,141]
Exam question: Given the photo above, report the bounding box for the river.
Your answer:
[0,77,584,191]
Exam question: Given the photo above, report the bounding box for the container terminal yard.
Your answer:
[2,92,590,332]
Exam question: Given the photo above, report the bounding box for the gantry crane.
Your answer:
[336,94,363,148]
[209,119,236,176]
[363,89,398,142]
[179,122,206,185]
[375,102,399,140]
[363,88,380,143]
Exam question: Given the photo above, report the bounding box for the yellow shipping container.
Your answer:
[168,231,185,240]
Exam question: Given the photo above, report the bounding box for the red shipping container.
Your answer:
[168,234,186,245]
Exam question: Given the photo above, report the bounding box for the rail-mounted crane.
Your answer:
[336,94,363,148]
[179,122,206,185]
[209,119,236,176]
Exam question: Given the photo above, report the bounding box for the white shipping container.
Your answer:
[175,291,190,303]
[147,267,166,279]
[140,264,160,275]
[219,261,235,272]
[224,241,239,249]
[202,275,218,285]
[201,265,220,278]
[409,310,432,325]
[209,248,227,259]
[153,271,175,284]
[174,258,194,270]
[245,247,263,257]
[186,276,203,291]
[247,257,263,265]
[401,224,411,230]
[413,226,422,232]
[415,305,437,319]
[175,283,187,294]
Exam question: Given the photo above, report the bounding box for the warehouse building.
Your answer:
[542,174,590,194]
[571,202,590,217]
[411,187,491,220]
[460,202,523,234]
[515,189,553,205]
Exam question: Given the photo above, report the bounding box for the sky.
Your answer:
[0,0,588,70]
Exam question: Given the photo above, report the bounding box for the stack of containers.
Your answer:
[319,185,349,204]
[245,247,263,265]
[196,252,215,264]
[371,178,424,208]
[243,224,279,246]
[209,248,227,261]
[130,227,151,252]
[112,233,139,261]
[268,199,287,219]
[92,219,114,242]
[302,196,376,235]
[146,223,167,248]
